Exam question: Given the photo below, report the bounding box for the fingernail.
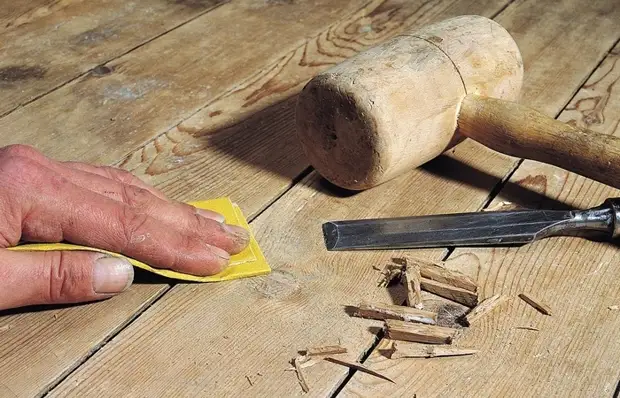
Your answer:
[196,208,225,223]
[223,224,250,245]
[207,244,230,265]
[93,257,134,294]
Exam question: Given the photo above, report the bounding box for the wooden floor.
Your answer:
[1,0,619,397]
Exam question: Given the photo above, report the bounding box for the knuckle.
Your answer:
[0,155,49,201]
[120,183,154,210]
[0,154,42,182]
[0,144,43,160]
[44,251,89,303]
[120,206,151,249]
[104,166,140,185]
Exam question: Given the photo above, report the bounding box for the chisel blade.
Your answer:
[323,198,620,251]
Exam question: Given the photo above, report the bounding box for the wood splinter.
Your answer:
[519,293,552,316]
[514,326,539,331]
[463,294,508,326]
[324,357,394,383]
[420,278,479,308]
[406,257,478,293]
[385,319,457,344]
[403,262,424,309]
[305,345,348,357]
[377,263,405,287]
[484,201,519,212]
[391,342,478,359]
[293,356,310,393]
[352,302,437,325]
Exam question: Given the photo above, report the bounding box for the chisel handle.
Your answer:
[458,94,620,189]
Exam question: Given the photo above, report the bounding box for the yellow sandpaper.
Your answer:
[7,197,271,282]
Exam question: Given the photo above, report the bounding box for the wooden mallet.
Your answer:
[295,15,620,190]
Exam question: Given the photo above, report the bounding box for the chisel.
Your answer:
[322,198,620,251]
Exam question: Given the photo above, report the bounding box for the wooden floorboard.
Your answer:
[46,1,620,397]
[340,40,620,398]
[0,1,512,396]
[0,284,169,398]
[0,0,56,32]
[0,0,228,117]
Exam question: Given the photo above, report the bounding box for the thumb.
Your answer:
[0,249,134,311]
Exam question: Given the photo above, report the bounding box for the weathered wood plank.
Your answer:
[1,1,507,396]
[340,35,620,398]
[0,0,228,116]
[0,285,169,398]
[47,1,620,396]
[0,1,54,30]
[0,0,395,163]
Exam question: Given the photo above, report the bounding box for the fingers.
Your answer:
[0,145,250,275]
[56,163,231,226]
[63,162,229,223]
[50,167,248,255]
[0,248,133,311]
[0,153,247,276]
[8,145,243,246]
[15,159,238,276]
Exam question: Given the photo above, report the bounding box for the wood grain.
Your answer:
[0,0,226,116]
[0,1,511,397]
[0,285,168,398]
[340,36,620,398]
[47,1,620,397]
[0,1,61,32]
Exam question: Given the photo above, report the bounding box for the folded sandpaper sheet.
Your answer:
[7,197,271,282]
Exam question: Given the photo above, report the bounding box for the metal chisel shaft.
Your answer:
[322,198,620,251]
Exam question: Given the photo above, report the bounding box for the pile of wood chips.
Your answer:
[292,256,552,393]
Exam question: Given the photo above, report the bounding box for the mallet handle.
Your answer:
[458,94,620,189]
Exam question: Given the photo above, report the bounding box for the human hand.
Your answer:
[0,145,250,311]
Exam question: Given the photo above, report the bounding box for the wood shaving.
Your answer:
[404,262,424,309]
[386,320,457,344]
[377,263,405,287]
[391,342,478,359]
[519,293,552,315]
[514,326,540,331]
[421,278,478,307]
[484,201,519,212]
[352,302,437,324]
[324,357,394,383]
[292,356,310,393]
[306,345,347,357]
[464,294,508,326]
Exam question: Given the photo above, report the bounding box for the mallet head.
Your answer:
[295,15,523,190]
